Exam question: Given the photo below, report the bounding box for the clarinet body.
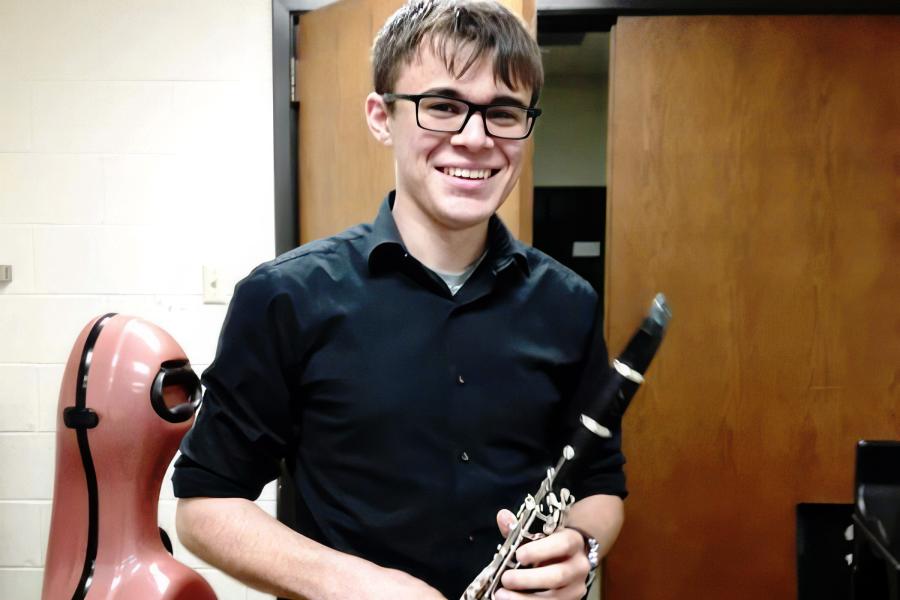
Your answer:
[460,293,672,600]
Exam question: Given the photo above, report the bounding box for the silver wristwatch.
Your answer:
[585,535,600,587]
[568,527,600,591]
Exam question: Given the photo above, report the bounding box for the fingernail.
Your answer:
[494,591,509,600]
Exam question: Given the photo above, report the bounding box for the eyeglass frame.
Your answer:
[381,93,542,140]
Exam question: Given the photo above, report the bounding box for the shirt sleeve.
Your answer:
[560,298,629,501]
[173,264,301,501]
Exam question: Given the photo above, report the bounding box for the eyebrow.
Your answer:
[421,87,529,107]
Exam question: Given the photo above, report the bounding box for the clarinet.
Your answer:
[460,293,672,600]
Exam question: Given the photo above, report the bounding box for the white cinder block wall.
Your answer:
[0,1,278,598]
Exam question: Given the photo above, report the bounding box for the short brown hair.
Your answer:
[372,0,543,106]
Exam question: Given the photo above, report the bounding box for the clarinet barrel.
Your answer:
[560,293,672,482]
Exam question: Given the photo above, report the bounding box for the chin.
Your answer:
[435,196,502,229]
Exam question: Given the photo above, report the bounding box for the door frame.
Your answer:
[271,0,897,255]
[272,0,307,255]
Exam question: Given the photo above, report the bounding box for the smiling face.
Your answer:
[371,44,531,236]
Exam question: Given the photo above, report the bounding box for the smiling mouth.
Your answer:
[440,167,499,180]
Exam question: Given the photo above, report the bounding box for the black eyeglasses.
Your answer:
[382,93,542,140]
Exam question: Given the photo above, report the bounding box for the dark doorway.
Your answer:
[532,17,611,332]
[533,186,606,298]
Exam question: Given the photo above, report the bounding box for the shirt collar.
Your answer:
[366,191,530,276]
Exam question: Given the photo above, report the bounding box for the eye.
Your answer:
[429,102,462,114]
[487,107,525,123]
[420,97,468,119]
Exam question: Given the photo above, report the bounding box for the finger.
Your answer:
[514,528,584,567]
[500,555,590,592]
[496,508,518,538]
[494,577,588,600]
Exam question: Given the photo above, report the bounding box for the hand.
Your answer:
[341,560,448,600]
[492,509,591,600]
[367,567,448,600]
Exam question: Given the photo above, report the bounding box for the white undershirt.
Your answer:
[432,252,487,296]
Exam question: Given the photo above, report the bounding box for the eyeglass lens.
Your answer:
[417,96,531,138]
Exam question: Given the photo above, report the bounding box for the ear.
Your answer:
[365,92,393,146]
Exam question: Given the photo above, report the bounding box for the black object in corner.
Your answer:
[796,503,853,600]
[852,440,900,600]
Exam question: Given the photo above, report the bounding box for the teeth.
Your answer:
[443,167,491,180]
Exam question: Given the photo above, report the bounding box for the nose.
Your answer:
[451,110,494,151]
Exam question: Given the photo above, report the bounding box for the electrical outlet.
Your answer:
[202,266,228,305]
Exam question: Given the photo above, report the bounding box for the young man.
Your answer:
[173,1,626,599]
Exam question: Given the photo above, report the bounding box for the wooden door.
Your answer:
[296,0,536,244]
[604,16,900,599]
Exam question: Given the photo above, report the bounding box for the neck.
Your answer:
[392,193,489,273]
[96,465,168,559]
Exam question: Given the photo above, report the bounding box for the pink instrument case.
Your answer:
[43,314,217,600]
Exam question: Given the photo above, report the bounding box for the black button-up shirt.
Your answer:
[173,193,626,597]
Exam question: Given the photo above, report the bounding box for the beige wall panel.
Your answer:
[604,16,900,600]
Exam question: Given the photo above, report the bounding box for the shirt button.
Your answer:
[459,451,470,463]
[457,374,465,384]
[467,534,475,543]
